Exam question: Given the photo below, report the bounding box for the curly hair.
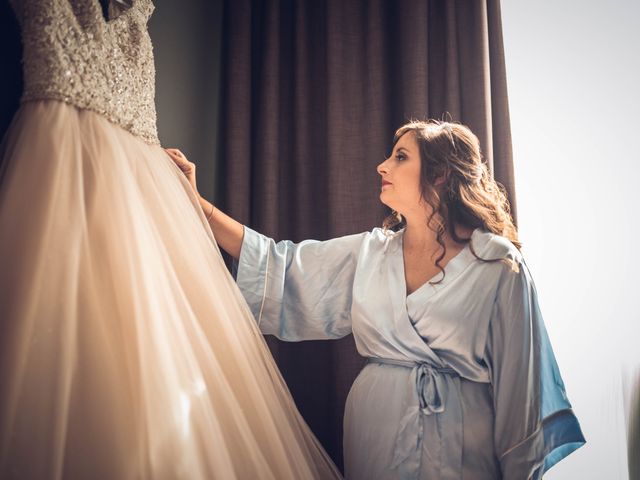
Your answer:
[382,119,520,283]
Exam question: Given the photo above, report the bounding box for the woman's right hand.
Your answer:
[164,147,244,259]
[165,148,199,196]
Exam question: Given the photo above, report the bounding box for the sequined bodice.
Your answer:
[10,0,159,144]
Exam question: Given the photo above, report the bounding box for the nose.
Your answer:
[377,157,390,176]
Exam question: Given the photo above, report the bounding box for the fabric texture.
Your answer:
[236,225,586,479]
[9,0,159,144]
[0,1,343,478]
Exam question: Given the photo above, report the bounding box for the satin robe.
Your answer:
[235,225,585,479]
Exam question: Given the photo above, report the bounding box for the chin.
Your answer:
[378,195,394,211]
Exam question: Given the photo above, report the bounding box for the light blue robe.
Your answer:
[235,225,585,479]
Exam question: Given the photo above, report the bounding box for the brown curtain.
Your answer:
[218,0,515,470]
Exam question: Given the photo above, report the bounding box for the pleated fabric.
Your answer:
[0,99,342,480]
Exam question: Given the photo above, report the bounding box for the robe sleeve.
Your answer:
[234,225,368,341]
[485,257,586,479]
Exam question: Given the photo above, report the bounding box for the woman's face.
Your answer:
[376,131,423,215]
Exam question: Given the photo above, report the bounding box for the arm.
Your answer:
[198,196,243,259]
[165,147,366,340]
[235,226,367,341]
[485,258,585,479]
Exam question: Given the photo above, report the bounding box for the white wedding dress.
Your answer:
[0,1,342,478]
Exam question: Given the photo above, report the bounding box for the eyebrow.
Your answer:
[395,147,409,154]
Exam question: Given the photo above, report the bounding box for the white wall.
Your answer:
[501,1,640,478]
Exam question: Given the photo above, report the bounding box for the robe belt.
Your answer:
[367,357,463,480]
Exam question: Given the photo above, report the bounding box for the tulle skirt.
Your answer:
[0,100,341,480]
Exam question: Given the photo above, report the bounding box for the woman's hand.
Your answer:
[164,147,244,258]
[165,148,199,196]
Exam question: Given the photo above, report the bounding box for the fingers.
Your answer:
[165,148,186,161]
[164,148,194,171]
[165,148,200,194]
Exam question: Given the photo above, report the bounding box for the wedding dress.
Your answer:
[0,1,341,478]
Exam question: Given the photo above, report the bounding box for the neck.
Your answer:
[402,206,440,250]
[402,209,472,250]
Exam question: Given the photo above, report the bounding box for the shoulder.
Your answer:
[474,229,523,264]
[326,226,402,256]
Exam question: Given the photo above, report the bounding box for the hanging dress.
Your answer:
[0,1,342,479]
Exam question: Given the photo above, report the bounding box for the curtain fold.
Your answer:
[219,0,514,469]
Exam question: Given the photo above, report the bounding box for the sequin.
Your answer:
[9,0,159,145]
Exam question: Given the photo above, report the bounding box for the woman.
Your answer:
[166,120,586,479]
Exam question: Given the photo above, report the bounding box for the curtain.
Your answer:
[218,0,515,469]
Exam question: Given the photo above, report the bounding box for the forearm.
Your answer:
[199,196,244,259]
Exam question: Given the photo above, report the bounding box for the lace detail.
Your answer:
[10,0,159,144]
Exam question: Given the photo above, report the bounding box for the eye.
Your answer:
[395,153,406,161]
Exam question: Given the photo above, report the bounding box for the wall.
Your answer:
[502,1,640,478]
[149,0,223,202]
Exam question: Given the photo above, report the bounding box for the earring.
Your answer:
[395,211,403,223]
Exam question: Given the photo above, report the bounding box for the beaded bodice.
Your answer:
[10,0,159,144]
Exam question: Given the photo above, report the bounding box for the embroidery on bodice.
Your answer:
[10,0,159,144]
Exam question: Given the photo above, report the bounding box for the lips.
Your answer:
[381,180,392,187]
